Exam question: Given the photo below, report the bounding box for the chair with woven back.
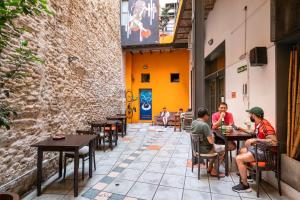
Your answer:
[190,133,220,180]
[247,141,281,197]
[63,130,97,180]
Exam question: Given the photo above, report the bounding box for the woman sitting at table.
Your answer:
[212,102,237,151]
[232,107,278,193]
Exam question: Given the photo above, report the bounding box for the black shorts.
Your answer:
[248,146,266,161]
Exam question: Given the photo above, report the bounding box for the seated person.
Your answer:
[191,107,225,177]
[161,107,170,127]
[177,108,184,124]
[232,107,277,193]
[212,102,236,150]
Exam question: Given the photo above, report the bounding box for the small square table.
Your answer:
[214,129,254,176]
[31,135,97,197]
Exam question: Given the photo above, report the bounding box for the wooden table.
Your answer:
[31,135,97,197]
[106,114,127,137]
[214,130,254,176]
[90,121,118,149]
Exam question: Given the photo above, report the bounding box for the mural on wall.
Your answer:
[122,0,159,46]
[140,89,152,120]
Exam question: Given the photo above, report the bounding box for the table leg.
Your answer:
[125,118,127,135]
[89,141,93,178]
[74,150,79,197]
[236,141,240,155]
[37,149,43,196]
[115,122,118,146]
[59,151,63,178]
[109,130,113,150]
[225,139,229,176]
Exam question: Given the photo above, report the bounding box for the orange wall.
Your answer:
[125,49,190,123]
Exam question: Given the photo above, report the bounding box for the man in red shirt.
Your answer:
[212,102,236,151]
[212,102,234,130]
[232,107,278,193]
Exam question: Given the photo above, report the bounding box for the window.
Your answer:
[171,73,180,82]
[141,73,150,83]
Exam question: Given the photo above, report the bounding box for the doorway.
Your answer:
[205,41,225,116]
[139,89,152,120]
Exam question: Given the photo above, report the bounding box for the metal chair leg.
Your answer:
[198,156,201,180]
[93,151,96,170]
[82,157,84,180]
[63,156,67,179]
[278,171,282,195]
[192,157,194,172]
[256,169,260,197]
[217,155,220,180]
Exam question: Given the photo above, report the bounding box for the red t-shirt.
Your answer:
[255,119,276,139]
[212,112,234,130]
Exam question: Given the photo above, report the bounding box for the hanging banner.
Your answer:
[121,0,159,46]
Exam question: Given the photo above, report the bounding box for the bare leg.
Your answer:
[239,147,248,154]
[236,152,255,185]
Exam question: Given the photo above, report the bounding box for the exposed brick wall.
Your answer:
[0,0,123,194]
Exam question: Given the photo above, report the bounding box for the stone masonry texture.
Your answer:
[0,0,123,195]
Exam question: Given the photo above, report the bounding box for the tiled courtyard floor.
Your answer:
[24,123,287,200]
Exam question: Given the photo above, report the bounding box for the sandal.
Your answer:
[210,172,225,178]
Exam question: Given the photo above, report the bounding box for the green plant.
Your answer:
[0,0,52,129]
[159,6,172,33]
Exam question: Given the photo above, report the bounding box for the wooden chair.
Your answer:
[104,121,119,149]
[247,141,281,197]
[183,117,193,132]
[190,133,220,180]
[174,114,181,132]
[91,123,108,151]
[63,130,96,180]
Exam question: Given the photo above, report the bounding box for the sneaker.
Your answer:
[232,183,252,193]
[236,172,254,182]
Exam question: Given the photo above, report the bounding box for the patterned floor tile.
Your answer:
[138,171,163,184]
[93,182,108,190]
[100,176,115,184]
[153,186,183,200]
[23,124,283,200]
[160,174,185,188]
[118,169,142,181]
[113,167,126,173]
[182,189,211,200]
[184,176,210,192]
[103,179,135,195]
[107,172,120,178]
[82,188,101,199]
[127,182,158,200]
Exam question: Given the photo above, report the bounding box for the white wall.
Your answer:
[205,0,276,128]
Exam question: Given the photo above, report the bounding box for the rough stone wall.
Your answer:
[0,0,123,194]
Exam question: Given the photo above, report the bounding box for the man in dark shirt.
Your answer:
[191,107,225,177]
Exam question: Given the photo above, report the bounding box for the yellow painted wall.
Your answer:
[125,49,190,123]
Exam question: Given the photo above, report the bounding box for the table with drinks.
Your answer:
[214,125,255,176]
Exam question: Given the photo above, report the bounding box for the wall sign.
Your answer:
[237,65,247,73]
